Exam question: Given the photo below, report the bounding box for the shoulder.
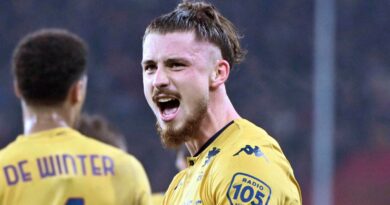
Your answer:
[0,141,18,192]
[163,170,190,204]
[216,119,295,180]
[79,133,135,162]
[167,170,186,189]
[164,170,186,196]
[232,119,279,144]
[80,133,147,175]
[223,119,284,162]
[208,119,301,204]
[0,139,21,162]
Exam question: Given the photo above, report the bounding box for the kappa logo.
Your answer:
[233,145,266,158]
[202,147,220,167]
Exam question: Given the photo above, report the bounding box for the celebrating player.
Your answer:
[0,28,152,205]
[142,1,302,204]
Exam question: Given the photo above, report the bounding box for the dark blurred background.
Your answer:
[0,0,389,204]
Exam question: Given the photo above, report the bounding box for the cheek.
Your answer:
[182,86,208,108]
[179,73,209,92]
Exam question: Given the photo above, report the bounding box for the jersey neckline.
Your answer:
[192,120,235,157]
[16,127,79,142]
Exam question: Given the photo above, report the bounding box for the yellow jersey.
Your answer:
[163,119,302,205]
[152,193,164,205]
[0,127,152,205]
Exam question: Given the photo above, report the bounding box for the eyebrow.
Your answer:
[141,57,191,67]
[164,58,190,65]
[141,60,155,67]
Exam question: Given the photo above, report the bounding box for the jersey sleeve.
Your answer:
[211,143,302,205]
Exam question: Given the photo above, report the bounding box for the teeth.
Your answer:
[158,98,174,103]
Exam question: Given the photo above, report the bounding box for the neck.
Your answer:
[185,88,240,156]
[21,102,73,135]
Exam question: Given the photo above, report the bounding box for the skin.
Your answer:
[14,76,87,135]
[175,149,188,171]
[142,31,240,155]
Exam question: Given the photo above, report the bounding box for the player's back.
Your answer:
[0,127,151,205]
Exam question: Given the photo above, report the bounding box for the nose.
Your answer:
[152,67,169,88]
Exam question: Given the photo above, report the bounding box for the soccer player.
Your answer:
[141,1,302,205]
[0,29,152,205]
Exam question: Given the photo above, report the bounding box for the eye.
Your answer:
[172,62,184,67]
[169,62,186,71]
[144,64,157,73]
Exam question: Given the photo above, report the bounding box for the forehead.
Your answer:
[142,31,220,62]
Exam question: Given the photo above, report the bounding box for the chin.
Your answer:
[156,120,191,148]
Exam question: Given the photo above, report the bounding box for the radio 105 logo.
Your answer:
[227,173,271,205]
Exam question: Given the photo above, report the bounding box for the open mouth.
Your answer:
[156,97,180,121]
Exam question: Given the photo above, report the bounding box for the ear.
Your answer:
[68,77,87,105]
[13,81,22,99]
[210,59,230,89]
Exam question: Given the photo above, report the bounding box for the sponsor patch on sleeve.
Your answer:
[226,172,271,205]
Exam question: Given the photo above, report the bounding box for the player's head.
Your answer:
[76,113,128,152]
[142,1,245,148]
[143,1,246,68]
[12,28,88,112]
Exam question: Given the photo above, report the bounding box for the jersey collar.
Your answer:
[192,120,235,157]
[16,127,80,142]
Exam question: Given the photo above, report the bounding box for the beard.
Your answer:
[156,100,207,149]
